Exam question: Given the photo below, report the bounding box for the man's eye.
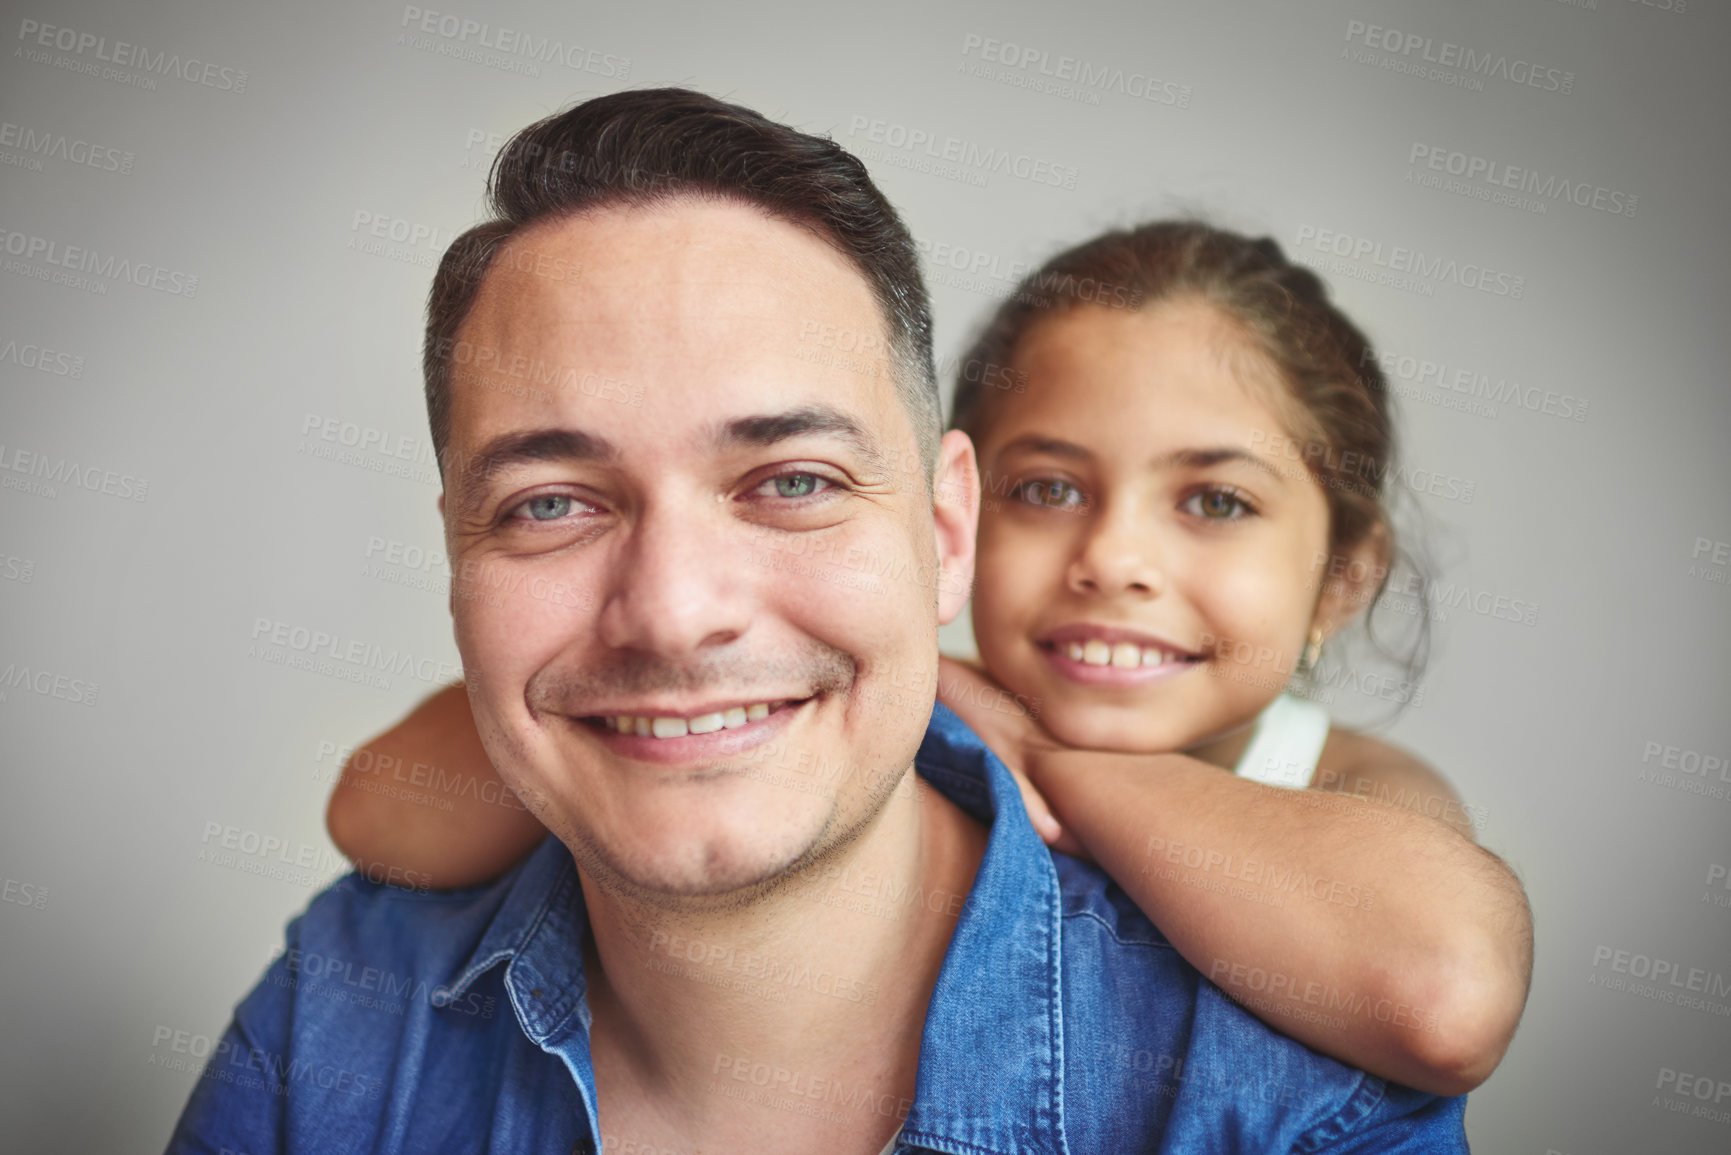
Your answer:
[510,494,580,522]
[757,472,831,499]
[1010,479,1087,510]
[1182,487,1253,520]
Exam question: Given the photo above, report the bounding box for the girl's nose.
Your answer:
[1066,516,1167,599]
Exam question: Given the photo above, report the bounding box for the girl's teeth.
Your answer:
[746,702,769,721]
[687,712,725,735]
[722,707,748,729]
[1061,640,1179,668]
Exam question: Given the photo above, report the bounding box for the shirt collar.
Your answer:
[439,702,1067,1155]
[897,703,1069,1154]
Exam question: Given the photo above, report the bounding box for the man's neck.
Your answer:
[577,769,988,1155]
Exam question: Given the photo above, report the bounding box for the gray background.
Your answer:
[2,0,1728,1150]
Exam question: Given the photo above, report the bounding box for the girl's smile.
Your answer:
[1036,622,1205,687]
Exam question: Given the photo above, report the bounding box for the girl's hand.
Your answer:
[935,656,1087,858]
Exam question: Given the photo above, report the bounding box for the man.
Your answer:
[167,88,1466,1153]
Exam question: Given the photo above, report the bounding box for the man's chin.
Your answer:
[553,789,837,907]
[565,811,833,910]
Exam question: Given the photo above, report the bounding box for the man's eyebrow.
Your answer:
[454,428,617,517]
[718,405,893,476]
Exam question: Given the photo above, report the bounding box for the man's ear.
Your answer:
[1313,522,1392,638]
[931,429,980,625]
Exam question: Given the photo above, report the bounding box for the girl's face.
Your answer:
[970,297,1348,763]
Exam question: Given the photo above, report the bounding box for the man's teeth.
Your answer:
[1064,641,1180,668]
[603,700,782,738]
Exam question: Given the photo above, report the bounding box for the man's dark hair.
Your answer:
[424,87,938,482]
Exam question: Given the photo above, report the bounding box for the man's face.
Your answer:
[440,199,976,902]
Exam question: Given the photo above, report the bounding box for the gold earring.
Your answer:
[1300,627,1324,672]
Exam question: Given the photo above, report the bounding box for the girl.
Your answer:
[327,221,1530,1096]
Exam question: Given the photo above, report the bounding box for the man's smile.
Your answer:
[565,695,820,765]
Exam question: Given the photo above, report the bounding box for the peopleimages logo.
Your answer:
[1653,1067,1730,1126]
[1341,19,1575,95]
[846,115,1080,191]
[1291,226,1526,300]
[957,33,1193,109]
[249,617,463,688]
[913,237,1141,310]
[0,227,198,297]
[1380,571,1540,628]
[1589,944,1731,1016]
[0,337,84,378]
[0,442,149,502]
[1408,144,1637,219]
[397,6,630,79]
[15,18,248,92]
[0,120,134,174]
[1363,348,1590,423]
[0,661,99,707]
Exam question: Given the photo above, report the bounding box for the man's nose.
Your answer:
[594,499,750,657]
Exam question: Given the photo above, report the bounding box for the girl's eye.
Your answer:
[510,494,584,522]
[1011,478,1087,511]
[1183,486,1254,521]
[756,472,832,499]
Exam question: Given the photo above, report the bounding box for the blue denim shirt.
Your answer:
[167,704,1467,1153]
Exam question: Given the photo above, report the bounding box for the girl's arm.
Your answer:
[332,664,1532,1094]
[1031,743,1529,1096]
[325,683,545,889]
[936,658,1531,1098]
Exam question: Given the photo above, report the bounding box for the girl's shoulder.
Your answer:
[1313,726,1475,839]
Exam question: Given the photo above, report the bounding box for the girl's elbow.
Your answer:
[1401,944,1526,1094]
[324,778,379,868]
[1406,1014,1511,1095]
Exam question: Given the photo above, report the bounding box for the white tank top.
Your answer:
[1232,693,1331,789]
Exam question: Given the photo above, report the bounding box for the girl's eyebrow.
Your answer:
[996,436,1286,486]
[1156,447,1287,483]
[995,434,1092,461]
